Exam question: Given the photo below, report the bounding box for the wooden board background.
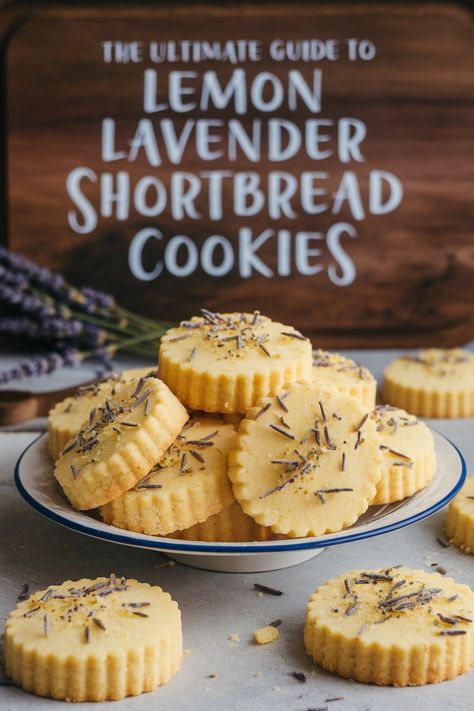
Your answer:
[3,1,474,347]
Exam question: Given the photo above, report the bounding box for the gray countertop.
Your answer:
[0,350,473,711]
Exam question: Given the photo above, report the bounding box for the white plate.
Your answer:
[15,431,465,573]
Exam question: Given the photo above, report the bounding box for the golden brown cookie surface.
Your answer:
[54,376,188,510]
[304,566,474,686]
[4,575,182,701]
[370,405,437,504]
[446,476,474,553]
[158,310,312,413]
[101,417,235,535]
[313,350,376,409]
[229,382,383,537]
[383,349,474,417]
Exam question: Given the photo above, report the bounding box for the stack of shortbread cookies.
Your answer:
[48,310,438,541]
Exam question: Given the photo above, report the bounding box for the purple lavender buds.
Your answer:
[0,246,169,386]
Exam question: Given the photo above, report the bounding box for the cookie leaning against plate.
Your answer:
[370,405,437,504]
[313,349,376,409]
[54,376,188,510]
[48,367,154,460]
[100,417,236,535]
[158,310,313,413]
[304,566,474,686]
[228,382,383,538]
[446,476,474,553]
[169,501,279,542]
[4,575,182,701]
[383,348,474,417]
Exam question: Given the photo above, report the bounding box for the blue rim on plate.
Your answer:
[15,431,466,554]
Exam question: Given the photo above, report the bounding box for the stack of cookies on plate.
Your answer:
[49,310,438,541]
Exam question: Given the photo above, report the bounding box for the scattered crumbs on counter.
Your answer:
[208,673,217,679]
[292,670,307,683]
[154,560,176,569]
[254,625,280,644]
[184,648,192,656]
[272,685,281,692]
[228,633,240,645]
[437,566,447,575]
[436,537,450,548]
[255,671,262,678]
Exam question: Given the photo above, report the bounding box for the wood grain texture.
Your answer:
[3,1,474,347]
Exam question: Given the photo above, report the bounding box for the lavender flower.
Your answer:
[0,284,55,319]
[0,247,163,388]
[0,348,82,385]
[0,265,28,289]
[0,317,107,349]
[0,317,80,340]
[0,246,115,314]
[80,286,115,309]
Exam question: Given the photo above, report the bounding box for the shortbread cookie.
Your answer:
[383,349,474,417]
[370,405,437,504]
[446,477,474,553]
[189,410,243,430]
[101,418,235,535]
[4,575,182,701]
[313,350,376,409]
[170,502,278,542]
[54,377,188,510]
[304,566,474,686]
[158,310,313,414]
[48,368,154,459]
[228,382,383,537]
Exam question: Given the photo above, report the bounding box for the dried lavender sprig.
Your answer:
[0,347,81,385]
[0,290,161,358]
[0,246,113,313]
[0,283,55,319]
[0,316,107,349]
[80,286,115,309]
[0,247,170,366]
[0,264,29,289]
[0,316,82,340]
[1,247,170,335]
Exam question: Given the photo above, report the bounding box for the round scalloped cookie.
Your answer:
[100,418,236,535]
[54,376,188,510]
[383,349,474,417]
[446,476,474,553]
[304,566,474,686]
[48,368,155,459]
[313,350,376,409]
[228,381,383,538]
[370,405,437,504]
[158,310,313,414]
[4,575,182,701]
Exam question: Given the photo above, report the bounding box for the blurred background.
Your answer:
[0,0,473,419]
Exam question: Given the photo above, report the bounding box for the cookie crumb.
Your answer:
[154,560,176,569]
[254,625,280,645]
